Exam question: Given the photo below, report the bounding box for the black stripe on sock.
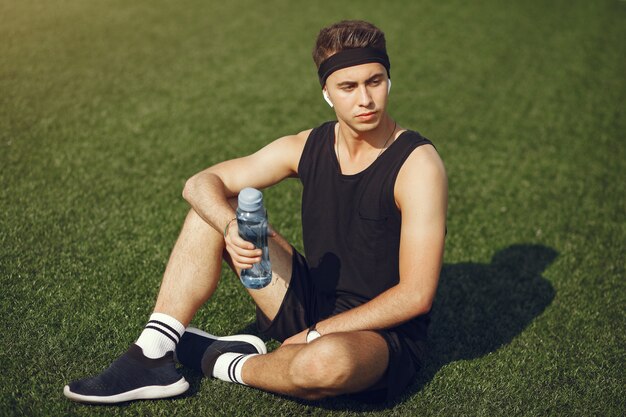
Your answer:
[144,325,178,345]
[147,320,181,341]
[229,354,245,383]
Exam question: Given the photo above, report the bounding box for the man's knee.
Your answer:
[287,335,356,400]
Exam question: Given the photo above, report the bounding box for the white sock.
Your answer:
[135,312,186,359]
[212,352,258,385]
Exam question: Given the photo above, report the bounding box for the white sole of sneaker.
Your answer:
[63,377,189,404]
[185,327,267,354]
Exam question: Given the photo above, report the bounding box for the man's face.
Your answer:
[324,62,390,132]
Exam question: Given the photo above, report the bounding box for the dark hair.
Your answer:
[312,20,387,68]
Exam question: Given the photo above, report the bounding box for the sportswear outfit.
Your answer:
[257,121,435,401]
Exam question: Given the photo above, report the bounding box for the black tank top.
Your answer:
[298,121,434,325]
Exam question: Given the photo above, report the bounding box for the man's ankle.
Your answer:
[135,312,186,358]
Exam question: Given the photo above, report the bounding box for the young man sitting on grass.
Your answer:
[64,19,447,404]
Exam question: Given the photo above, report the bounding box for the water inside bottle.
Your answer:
[239,218,272,288]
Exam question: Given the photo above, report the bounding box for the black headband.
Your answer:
[317,47,391,87]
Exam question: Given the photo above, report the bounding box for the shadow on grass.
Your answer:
[313,243,557,411]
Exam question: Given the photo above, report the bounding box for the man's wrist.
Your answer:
[223,218,237,237]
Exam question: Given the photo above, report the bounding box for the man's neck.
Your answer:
[336,116,396,159]
[334,116,398,175]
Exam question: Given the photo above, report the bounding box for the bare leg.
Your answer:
[243,331,389,400]
[64,210,217,404]
[153,205,295,327]
[153,209,225,326]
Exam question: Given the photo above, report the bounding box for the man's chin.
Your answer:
[352,118,383,132]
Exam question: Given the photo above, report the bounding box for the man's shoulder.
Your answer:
[394,137,447,199]
[401,143,445,180]
[284,120,335,148]
[398,128,432,146]
[295,128,314,141]
[298,120,335,140]
[273,128,311,146]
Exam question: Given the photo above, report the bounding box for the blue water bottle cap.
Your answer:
[238,187,264,212]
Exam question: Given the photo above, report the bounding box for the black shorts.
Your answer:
[256,249,427,402]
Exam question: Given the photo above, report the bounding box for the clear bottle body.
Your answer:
[236,207,272,289]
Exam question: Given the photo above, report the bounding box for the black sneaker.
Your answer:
[175,327,266,376]
[63,344,189,404]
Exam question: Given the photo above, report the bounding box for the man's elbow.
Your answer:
[412,299,433,317]
[406,293,434,318]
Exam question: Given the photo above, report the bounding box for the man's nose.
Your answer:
[357,85,373,106]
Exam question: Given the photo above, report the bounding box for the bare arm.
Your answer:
[182,130,309,268]
[283,144,448,343]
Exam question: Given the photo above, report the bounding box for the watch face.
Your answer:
[306,330,321,343]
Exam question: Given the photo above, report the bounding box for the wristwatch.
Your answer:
[306,324,321,343]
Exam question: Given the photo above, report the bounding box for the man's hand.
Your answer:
[224,221,277,270]
[282,328,309,345]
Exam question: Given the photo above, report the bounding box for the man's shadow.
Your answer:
[318,243,557,410]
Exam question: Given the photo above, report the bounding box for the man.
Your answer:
[64,19,447,403]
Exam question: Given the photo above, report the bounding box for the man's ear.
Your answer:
[387,78,392,95]
[322,89,334,108]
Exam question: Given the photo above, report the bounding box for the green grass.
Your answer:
[1,0,624,415]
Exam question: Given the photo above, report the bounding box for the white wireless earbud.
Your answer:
[322,90,334,108]
[387,78,392,94]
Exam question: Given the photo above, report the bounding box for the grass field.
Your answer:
[1,0,624,415]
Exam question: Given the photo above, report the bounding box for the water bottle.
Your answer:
[237,187,272,289]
